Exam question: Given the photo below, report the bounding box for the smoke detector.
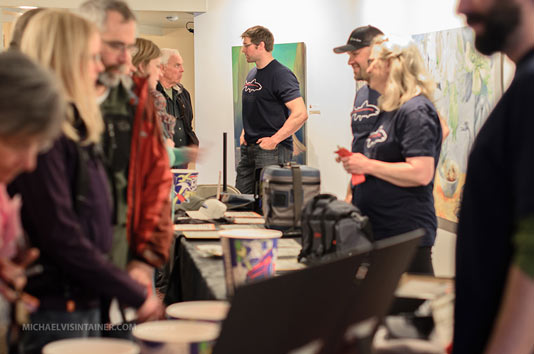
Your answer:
[166,15,179,22]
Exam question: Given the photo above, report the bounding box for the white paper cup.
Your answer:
[219,229,282,296]
[43,338,139,354]
[171,169,199,206]
[166,301,230,323]
[133,320,219,354]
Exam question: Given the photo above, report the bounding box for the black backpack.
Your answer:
[298,194,373,263]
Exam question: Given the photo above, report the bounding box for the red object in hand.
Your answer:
[335,147,366,186]
[335,147,352,157]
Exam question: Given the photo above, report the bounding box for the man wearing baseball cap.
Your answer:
[333,25,384,204]
[334,26,448,205]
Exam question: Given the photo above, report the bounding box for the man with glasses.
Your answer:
[236,25,307,194]
[157,48,199,167]
[80,0,172,324]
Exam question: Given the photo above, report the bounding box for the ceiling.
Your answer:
[1,6,195,30]
[133,10,194,29]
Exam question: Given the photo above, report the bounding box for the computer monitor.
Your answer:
[213,229,424,354]
[322,229,425,354]
[213,245,372,354]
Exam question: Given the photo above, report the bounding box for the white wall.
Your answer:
[194,0,465,277]
[141,28,195,107]
[194,0,464,197]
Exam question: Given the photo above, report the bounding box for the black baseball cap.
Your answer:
[333,25,384,53]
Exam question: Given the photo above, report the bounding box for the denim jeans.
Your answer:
[19,308,100,354]
[236,144,292,194]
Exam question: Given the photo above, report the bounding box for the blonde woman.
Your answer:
[8,10,161,353]
[132,37,197,166]
[339,37,442,274]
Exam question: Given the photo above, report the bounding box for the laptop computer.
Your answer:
[213,229,423,354]
[321,229,425,354]
[213,244,373,354]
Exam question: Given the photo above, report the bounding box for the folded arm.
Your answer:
[257,97,308,150]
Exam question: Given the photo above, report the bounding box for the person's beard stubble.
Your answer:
[465,0,520,55]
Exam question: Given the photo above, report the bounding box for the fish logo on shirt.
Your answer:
[243,79,262,93]
[366,125,387,148]
[351,100,380,122]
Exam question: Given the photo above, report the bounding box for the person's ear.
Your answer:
[138,62,147,76]
[258,41,265,51]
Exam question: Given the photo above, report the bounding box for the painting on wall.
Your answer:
[231,42,307,167]
[412,27,503,225]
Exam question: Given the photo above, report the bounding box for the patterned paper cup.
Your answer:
[219,229,282,296]
[166,301,230,323]
[171,169,199,206]
[43,338,139,354]
[133,320,219,354]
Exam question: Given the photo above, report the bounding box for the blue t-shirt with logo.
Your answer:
[353,95,442,246]
[242,59,301,150]
[351,84,381,153]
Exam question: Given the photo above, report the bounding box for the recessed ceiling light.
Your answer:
[18,6,38,9]
[165,15,179,22]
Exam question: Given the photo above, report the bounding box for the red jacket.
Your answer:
[127,76,173,268]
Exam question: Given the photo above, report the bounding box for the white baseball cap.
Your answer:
[186,199,227,220]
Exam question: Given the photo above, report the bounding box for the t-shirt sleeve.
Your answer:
[274,67,301,104]
[513,214,534,278]
[396,101,441,158]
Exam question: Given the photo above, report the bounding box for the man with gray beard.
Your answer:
[79,0,172,321]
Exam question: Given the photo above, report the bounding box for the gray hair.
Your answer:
[160,48,181,66]
[78,0,136,32]
[0,51,65,139]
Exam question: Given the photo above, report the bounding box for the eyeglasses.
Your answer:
[103,40,138,56]
[242,43,254,48]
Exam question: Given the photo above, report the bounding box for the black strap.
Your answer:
[73,145,90,215]
[291,165,303,227]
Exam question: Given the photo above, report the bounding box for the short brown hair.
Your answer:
[132,38,161,68]
[241,25,274,52]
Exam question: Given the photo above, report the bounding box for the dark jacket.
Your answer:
[8,109,146,310]
[102,77,173,268]
[156,82,199,147]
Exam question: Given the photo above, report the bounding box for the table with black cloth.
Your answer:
[161,231,454,350]
[162,230,304,305]
[164,236,226,303]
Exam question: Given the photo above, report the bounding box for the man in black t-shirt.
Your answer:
[236,25,308,194]
[333,25,384,203]
[454,0,534,353]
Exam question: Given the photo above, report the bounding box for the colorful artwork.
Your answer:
[221,237,278,296]
[412,27,503,224]
[232,42,307,165]
[172,169,199,206]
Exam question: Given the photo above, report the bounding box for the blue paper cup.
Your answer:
[219,229,282,296]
